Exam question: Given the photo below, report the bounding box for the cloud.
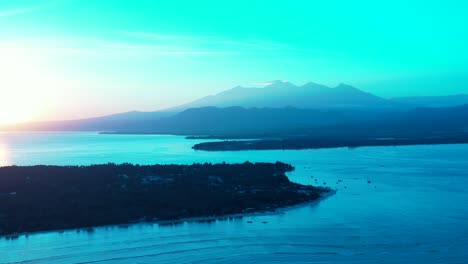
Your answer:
[0,30,314,59]
[117,30,298,52]
[255,80,289,86]
[0,0,66,18]
[0,37,239,58]
[117,31,174,41]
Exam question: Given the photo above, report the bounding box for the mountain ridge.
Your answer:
[3,81,468,132]
[170,81,393,110]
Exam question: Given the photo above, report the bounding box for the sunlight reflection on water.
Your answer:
[0,140,10,167]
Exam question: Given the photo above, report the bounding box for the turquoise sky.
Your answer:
[0,0,467,121]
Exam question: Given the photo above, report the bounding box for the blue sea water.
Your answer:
[0,132,467,263]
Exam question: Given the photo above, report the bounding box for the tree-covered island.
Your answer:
[0,162,329,236]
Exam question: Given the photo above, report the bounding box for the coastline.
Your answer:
[1,189,335,239]
[97,132,468,152]
[192,136,468,151]
[0,162,328,237]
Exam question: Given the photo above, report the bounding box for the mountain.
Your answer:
[191,105,468,151]
[171,81,394,110]
[5,103,468,138]
[113,106,348,135]
[390,94,468,108]
[380,104,468,131]
[110,104,468,137]
[4,80,468,133]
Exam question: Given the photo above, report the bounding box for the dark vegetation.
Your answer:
[0,162,328,236]
[193,134,468,151]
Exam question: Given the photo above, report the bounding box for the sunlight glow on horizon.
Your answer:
[0,141,10,166]
[0,0,468,124]
[0,47,57,124]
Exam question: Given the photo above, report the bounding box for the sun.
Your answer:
[0,46,52,125]
[0,95,34,125]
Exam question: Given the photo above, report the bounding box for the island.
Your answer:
[0,162,329,236]
[192,134,468,151]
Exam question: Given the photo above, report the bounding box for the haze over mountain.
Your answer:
[134,104,468,135]
[3,111,173,132]
[3,81,468,133]
[390,94,468,108]
[171,80,393,110]
[113,107,348,135]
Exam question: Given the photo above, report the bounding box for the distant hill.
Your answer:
[4,81,468,133]
[170,81,394,110]
[2,111,174,131]
[390,94,468,108]
[4,104,468,138]
[380,104,468,131]
[113,105,468,137]
[114,106,349,135]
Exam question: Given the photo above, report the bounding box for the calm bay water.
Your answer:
[0,132,467,263]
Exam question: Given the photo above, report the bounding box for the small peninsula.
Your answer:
[192,134,468,151]
[0,162,329,236]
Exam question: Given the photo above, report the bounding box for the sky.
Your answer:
[0,0,468,123]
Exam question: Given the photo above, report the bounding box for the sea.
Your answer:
[0,131,467,263]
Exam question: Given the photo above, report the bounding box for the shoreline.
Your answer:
[1,190,335,240]
[97,132,468,152]
[192,136,468,151]
[0,162,328,237]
